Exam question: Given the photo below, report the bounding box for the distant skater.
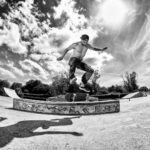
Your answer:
[57,34,107,92]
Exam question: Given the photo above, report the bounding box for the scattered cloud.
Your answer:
[7,62,24,77]
[0,67,16,79]
[19,59,49,80]
[0,21,28,54]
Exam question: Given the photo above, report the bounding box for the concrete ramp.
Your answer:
[4,87,21,99]
[123,91,147,99]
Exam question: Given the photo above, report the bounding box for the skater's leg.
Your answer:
[68,57,79,83]
[77,62,94,84]
[76,61,94,92]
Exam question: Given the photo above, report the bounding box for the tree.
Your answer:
[11,82,22,90]
[91,70,101,94]
[122,72,138,92]
[51,74,69,96]
[98,86,108,94]
[139,86,149,92]
[22,80,42,93]
[32,84,50,94]
[108,85,115,93]
[0,79,10,96]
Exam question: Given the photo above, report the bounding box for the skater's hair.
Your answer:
[81,34,89,40]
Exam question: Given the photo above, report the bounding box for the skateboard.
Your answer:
[65,93,89,102]
[65,92,99,102]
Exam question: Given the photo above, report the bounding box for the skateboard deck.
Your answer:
[65,93,89,102]
[65,93,99,102]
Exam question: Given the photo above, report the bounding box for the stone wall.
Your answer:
[13,98,120,115]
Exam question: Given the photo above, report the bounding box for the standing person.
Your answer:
[57,34,107,92]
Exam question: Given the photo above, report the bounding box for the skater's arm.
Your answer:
[87,44,108,52]
[57,43,76,61]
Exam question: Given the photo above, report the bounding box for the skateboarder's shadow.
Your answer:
[0,117,7,122]
[0,116,82,148]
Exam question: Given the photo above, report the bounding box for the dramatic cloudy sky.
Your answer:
[0,0,150,87]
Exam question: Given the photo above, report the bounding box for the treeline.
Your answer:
[0,71,149,97]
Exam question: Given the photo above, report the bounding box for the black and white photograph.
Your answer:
[0,0,150,149]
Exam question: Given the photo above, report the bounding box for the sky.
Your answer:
[0,0,150,88]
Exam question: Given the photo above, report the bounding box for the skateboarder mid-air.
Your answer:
[57,34,107,92]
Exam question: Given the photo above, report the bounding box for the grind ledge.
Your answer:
[13,98,120,115]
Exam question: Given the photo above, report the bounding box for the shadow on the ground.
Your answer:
[0,117,7,122]
[0,116,83,148]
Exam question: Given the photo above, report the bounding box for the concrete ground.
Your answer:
[0,95,150,150]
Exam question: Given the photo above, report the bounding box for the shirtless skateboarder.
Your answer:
[57,34,107,92]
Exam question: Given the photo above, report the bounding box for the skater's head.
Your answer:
[80,34,89,45]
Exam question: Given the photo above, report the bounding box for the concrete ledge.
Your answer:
[13,98,120,115]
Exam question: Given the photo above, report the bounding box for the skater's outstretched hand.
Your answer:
[98,47,108,54]
[57,56,63,61]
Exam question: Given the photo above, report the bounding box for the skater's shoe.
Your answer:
[69,77,77,84]
[79,83,90,93]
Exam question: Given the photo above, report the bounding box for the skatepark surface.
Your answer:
[0,95,150,150]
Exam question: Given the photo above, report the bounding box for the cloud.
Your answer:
[122,9,150,78]
[29,52,69,78]
[100,75,123,87]
[19,59,49,80]
[0,67,16,79]
[53,0,87,29]
[0,21,27,54]
[7,62,24,77]
[52,0,100,44]
[85,51,113,70]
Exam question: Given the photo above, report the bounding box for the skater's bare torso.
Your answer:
[71,42,89,59]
